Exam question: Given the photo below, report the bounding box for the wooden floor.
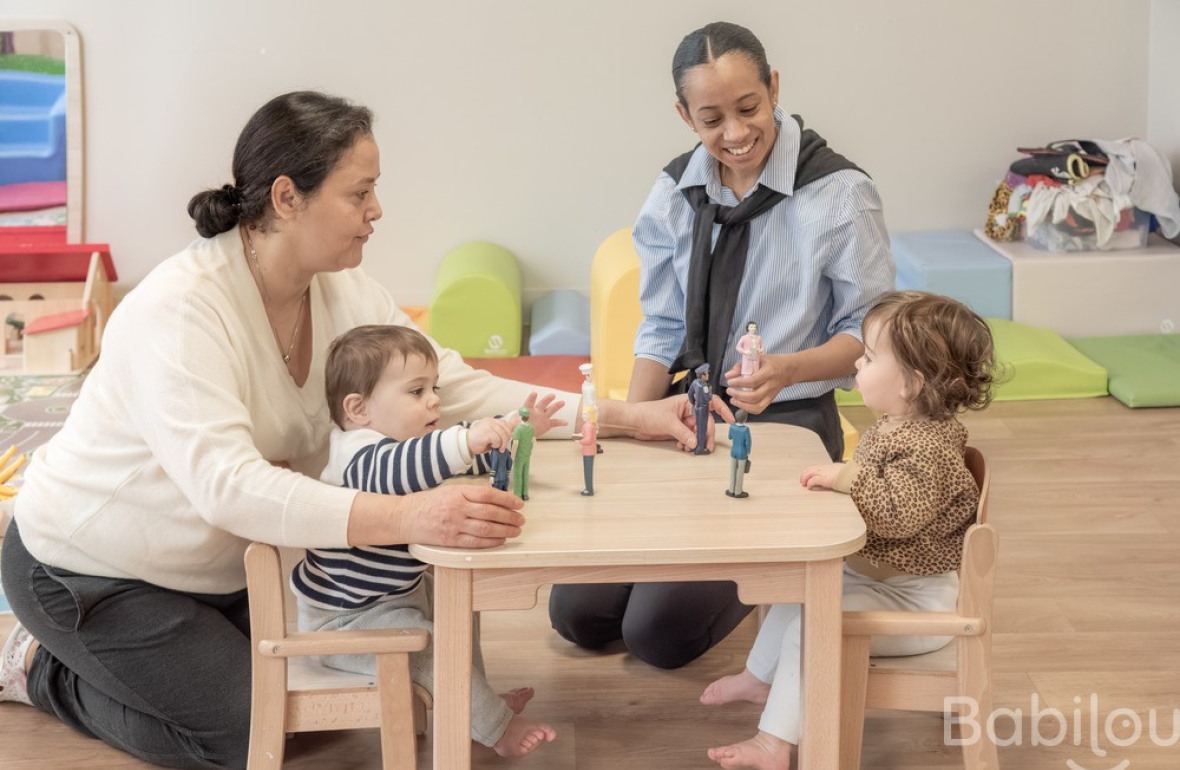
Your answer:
[3,398,1179,769]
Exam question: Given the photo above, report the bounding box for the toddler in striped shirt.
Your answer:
[292,324,560,758]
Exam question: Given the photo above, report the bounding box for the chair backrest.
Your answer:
[244,543,287,649]
[956,447,997,623]
[963,446,989,525]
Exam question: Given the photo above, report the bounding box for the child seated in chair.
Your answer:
[291,325,559,758]
[700,291,997,770]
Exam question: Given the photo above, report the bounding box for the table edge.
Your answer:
[410,531,867,570]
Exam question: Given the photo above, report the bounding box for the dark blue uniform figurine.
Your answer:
[726,409,752,498]
[490,446,513,491]
[687,362,713,455]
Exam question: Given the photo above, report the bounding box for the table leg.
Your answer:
[799,558,843,770]
[433,567,473,770]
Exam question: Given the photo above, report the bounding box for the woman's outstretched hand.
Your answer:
[630,394,735,452]
[724,354,798,414]
[521,391,567,438]
[404,484,525,548]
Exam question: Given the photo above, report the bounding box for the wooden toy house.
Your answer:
[0,227,116,374]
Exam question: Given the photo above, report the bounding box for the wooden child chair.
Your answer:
[244,542,432,770]
[839,446,999,769]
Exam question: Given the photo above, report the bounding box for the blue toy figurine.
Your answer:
[726,409,752,498]
[489,446,513,492]
[687,362,713,455]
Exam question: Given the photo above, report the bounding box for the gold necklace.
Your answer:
[244,230,308,366]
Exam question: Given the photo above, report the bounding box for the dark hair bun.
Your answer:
[187,184,242,238]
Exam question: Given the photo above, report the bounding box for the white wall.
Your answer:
[2,0,1152,304]
[1149,0,1180,202]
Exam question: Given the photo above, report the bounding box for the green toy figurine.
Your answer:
[510,407,535,501]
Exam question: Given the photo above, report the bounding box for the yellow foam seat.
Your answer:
[839,411,859,461]
[590,228,643,400]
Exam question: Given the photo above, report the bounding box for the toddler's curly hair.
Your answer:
[864,291,996,420]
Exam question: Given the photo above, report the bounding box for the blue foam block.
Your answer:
[529,289,590,356]
[891,230,1012,318]
[0,71,68,186]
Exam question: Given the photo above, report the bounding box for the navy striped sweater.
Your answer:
[291,425,491,610]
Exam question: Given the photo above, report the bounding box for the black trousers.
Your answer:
[2,522,252,769]
[548,391,844,669]
[741,390,844,463]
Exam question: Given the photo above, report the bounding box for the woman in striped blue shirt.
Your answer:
[549,22,894,673]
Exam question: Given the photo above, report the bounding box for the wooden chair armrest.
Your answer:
[843,611,985,637]
[258,628,430,658]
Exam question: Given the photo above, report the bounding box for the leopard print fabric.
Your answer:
[984,180,1019,241]
[850,416,979,576]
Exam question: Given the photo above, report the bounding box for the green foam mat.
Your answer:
[1069,335,1180,408]
[836,318,1108,406]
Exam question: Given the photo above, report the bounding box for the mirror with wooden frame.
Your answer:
[0,20,82,242]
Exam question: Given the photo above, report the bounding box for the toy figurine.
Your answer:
[687,362,713,455]
[510,407,535,501]
[489,445,513,492]
[736,321,764,380]
[579,362,604,454]
[575,403,599,496]
[579,362,598,411]
[726,409,752,498]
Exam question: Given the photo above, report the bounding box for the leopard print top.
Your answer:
[846,416,979,576]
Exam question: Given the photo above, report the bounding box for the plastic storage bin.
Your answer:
[1025,208,1150,252]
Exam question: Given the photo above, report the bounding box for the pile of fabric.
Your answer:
[985,138,1180,251]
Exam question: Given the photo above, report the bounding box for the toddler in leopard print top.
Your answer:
[700,291,996,770]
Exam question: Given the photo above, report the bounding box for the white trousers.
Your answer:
[747,564,960,744]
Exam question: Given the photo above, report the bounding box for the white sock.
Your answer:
[0,622,35,706]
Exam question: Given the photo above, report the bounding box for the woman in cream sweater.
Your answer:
[0,90,707,769]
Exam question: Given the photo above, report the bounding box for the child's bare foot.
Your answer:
[500,686,535,714]
[707,730,793,769]
[492,714,556,758]
[699,669,770,706]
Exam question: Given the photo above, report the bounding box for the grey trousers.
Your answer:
[1,521,252,769]
[582,455,594,494]
[296,573,513,747]
[729,457,748,496]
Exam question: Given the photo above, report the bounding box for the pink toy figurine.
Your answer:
[736,321,764,379]
[575,404,599,496]
[579,362,604,454]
